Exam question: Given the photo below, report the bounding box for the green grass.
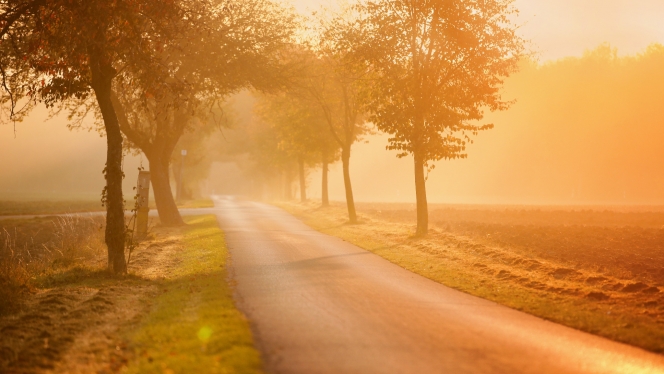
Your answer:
[124,215,262,374]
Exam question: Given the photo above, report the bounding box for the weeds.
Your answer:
[0,215,105,313]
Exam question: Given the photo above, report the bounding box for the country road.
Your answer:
[214,196,664,374]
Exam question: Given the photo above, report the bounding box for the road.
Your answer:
[215,196,664,374]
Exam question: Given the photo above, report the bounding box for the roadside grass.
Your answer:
[174,198,215,209]
[0,215,106,313]
[124,215,262,374]
[278,201,664,354]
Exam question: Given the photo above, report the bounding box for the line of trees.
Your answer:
[247,0,524,234]
[0,0,296,274]
[0,0,523,273]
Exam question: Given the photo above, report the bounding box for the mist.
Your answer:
[3,1,664,206]
[0,107,143,201]
[236,44,664,205]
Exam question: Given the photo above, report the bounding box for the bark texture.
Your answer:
[413,151,429,236]
[90,54,127,274]
[149,157,184,226]
[111,93,185,227]
[298,158,307,202]
[283,168,293,200]
[321,150,329,207]
[341,146,357,223]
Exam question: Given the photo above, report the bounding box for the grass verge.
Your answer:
[124,215,262,374]
[278,201,664,354]
[174,198,215,209]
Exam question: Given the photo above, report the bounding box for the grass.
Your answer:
[174,198,215,209]
[0,215,106,313]
[278,201,664,354]
[124,215,262,374]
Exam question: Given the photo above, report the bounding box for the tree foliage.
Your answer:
[108,0,295,225]
[357,0,525,234]
[0,0,202,273]
[302,9,373,220]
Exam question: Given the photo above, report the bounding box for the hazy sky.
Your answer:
[287,0,664,60]
[2,0,664,203]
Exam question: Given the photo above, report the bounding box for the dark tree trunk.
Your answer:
[112,92,187,227]
[90,55,126,274]
[298,157,306,202]
[321,150,329,207]
[341,145,357,223]
[149,156,184,226]
[413,151,428,236]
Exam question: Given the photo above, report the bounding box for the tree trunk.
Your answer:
[149,156,184,226]
[283,168,292,200]
[298,157,306,202]
[321,150,329,207]
[90,55,126,274]
[341,146,357,223]
[413,151,429,236]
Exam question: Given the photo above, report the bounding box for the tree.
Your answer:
[0,1,44,122]
[110,0,295,225]
[245,109,297,200]
[358,0,524,235]
[1,0,188,273]
[303,12,372,221]
[255,90,339,204]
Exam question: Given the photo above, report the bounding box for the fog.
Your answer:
[2,1,664,205]
[0,108,142,200]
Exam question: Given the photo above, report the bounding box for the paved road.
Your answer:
[215,196,664,374]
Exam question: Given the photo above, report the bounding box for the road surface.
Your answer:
[216,196,664,374]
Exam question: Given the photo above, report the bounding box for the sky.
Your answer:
[287,0,664,61]
[2,0,664,204]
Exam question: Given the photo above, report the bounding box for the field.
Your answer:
[0,200,104,217]
[0,198,214,217]
[281,201,664,353]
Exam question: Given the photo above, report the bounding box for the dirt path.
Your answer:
[216,196,664,374]
[0,227,184,373]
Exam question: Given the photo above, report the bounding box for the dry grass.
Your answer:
[0,215,105,313]
[174,198,215,209]
[279,200,664,354]
[0,215,261,373]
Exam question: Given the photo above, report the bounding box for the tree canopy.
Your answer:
[357,0,525,235]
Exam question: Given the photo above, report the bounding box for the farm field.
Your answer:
[280,201,664,353]
[0,198,214,217]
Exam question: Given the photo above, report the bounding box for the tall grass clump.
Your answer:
[0,215,105,313]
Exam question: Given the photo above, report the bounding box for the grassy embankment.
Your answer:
[279,201,664,354]
[0,214,261,373]
[124,215,262,373]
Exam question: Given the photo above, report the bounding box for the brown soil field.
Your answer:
[282,201,664,353]
[365,203,664,286]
